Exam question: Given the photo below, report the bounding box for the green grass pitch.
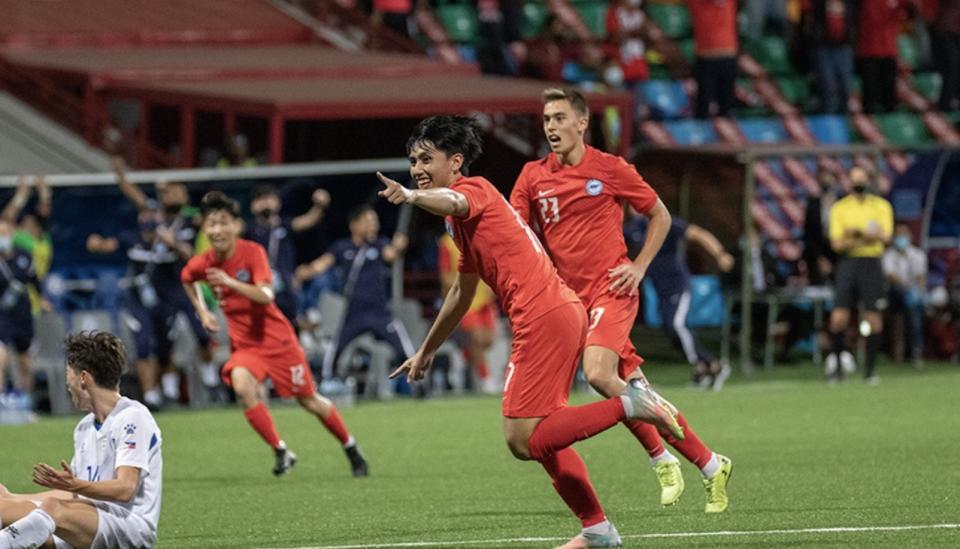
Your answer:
[2,361,959,548]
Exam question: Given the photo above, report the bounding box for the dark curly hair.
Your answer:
[64,331,126,388]
[200,190,241,219]
[406,115,484,174]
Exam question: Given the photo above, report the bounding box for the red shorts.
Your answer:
[223,345,316,398]
[583,291,645,379]
[502,301,586,418]
[460,302,497,331]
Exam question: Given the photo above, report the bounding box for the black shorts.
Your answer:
[0,309,34,353]
[834,257,886,311]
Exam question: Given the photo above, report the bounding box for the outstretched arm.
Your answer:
[377,172,469,218]
[686,224,735,272]
[295,253,335,283]
[112,156,150,212]
[291,189,331,232]
[1,176,31,223]
[389,272,479,382]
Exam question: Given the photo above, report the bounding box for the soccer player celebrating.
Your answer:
[379,115,683,549]
[0,331,162,549]
[180,192,368,477]
[509,88,732,513]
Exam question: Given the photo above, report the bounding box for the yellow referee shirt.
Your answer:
[828,194,893,258]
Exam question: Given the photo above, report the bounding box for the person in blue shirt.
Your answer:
[296,204,411,380]
[0,218,46,397]
[625,211,734,389]
[245,185,330,328]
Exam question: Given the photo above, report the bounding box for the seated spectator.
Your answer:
[217,134,258,168]
[295,205,413,381]
[605,0,649,92]
[883,225,927,366]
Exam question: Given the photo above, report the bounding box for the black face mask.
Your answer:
[165,204,184,216]
[255,208,277,221]
[852,184,867,194]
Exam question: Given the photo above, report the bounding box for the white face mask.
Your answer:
[627,0,642,7]
[604,64,625,88]
[0,236,11,253]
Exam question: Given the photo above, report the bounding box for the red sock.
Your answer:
[320,407,351,446]
[660,413,713,468]
[527,398,625,461]
[624,419,665,457]
[244,403,282,449]
[540,447,607,528]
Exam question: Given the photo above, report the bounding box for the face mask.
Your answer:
[164,204,183,216]
[604,65,624,88]
[894,235,910,250]
[255,208,276,221]
[851,184,867,194]
[0,236,10,253]
[139,219,159,233]
[627,0,642,7]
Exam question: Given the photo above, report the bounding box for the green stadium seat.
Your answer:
[875,112,933,146]
[776,76,811,110]
[573,0,608,39]
[897,34,919,71]
[435,3,480,43]
[913,72,942,102]
[647,3,691,39]
[749,36,793,76]
[520,1,550,40]
[677,38,695,64]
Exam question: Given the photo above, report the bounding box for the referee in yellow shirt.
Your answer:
[827,167,894,384]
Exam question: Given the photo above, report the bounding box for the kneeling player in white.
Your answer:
[0,331,162,549]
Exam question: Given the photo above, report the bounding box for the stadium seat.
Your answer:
[640,80,690,119]
[875,112,934,146]
[647,3,692,39]
[897,33,919,71]
[749,36,793,76]
[737,117,788,143]
[913,72,942,103]
[776,75,811,110]
[435,3,480,43]
[573,0,608,39]
[805,115,852,145]
[663,119,718,145]
[520,1,550,40]
[677,38,695,64]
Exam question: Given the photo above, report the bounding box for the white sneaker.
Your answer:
[840,351,857,375]
[554,522,622,548]
[825,353,839,377]
[622,379,684,440]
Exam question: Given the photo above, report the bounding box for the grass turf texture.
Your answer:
[1,361,959,548]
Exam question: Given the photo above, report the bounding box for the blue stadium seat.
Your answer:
[643,275,725,328]
[663,119,718,145]
[640,80,690,120]
[805,115,851,145]
[737,117,787,143]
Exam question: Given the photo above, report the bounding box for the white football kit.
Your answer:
[68,396,163,549]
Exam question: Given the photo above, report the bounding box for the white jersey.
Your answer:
[70,396,163,534]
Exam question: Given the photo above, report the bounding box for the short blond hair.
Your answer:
[541,87,589,117]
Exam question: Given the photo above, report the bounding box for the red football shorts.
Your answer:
[583,291,645,379]
[502,301,587,418]
[459,302,497,331]
[223,345,316,398]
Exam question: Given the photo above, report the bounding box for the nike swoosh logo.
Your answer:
[537,189,555,197]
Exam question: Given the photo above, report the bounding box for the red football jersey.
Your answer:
[510,145,659,301]
[446,176,579,328]
[181,239,298,353]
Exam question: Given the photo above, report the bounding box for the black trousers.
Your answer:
[694,56,737,118]
[855,56,897,114]
[933,30,960,110]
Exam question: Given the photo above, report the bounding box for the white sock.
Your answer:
[0,509,55,549]
[701,453,720,478]
[619,395,634,417]
[161,372,180,400]
[582,519,611,535]
[342,435,356,449]
[143,389,162,407]
[650,449,679,466]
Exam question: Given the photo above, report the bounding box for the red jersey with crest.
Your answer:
[510,145,659,302]
[181,239,298,354]
[446,176,579,328]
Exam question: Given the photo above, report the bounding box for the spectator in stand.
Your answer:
[689,0,738,118]
[804,166,841,285]
[477,0,523,75]
[245,185,331,328]
[217,134,258,168]
[295,205,413,380]
[371,0,412,38]
[1,176,53,316]
[932,0,960,111]
[605,0,649,104]
[883,224,927,366]
[855,0,915,114]
[801,0,856,114]
[745,0,788,43]
[438,233,500,394]
[521,14,569,82]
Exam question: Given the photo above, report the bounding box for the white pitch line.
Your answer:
[254,523,960,549]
